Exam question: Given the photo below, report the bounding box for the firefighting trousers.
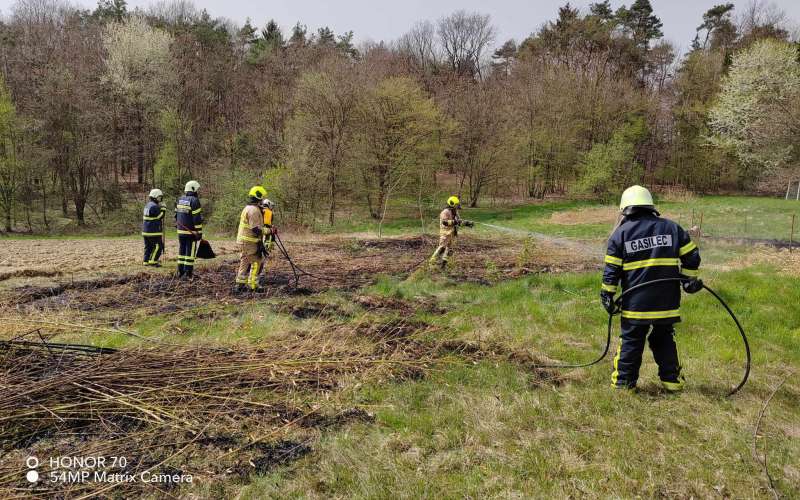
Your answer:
[611,321,681,388]
[431,233,455,263]
[143,236,163,265]
[177,235,197,277]
[236,242,264,289]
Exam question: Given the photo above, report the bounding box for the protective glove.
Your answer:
[271,227,279,236]
[463,220,474,228]
[600,291,616,315]
[682,278,703,294]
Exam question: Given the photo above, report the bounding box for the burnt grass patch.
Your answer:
[3,234,592,322]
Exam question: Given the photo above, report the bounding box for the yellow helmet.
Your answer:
[248,185,267,201]
[619,185,654,211]
[447,195,461,208]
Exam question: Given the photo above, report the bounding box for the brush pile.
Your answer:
[0,322,435,498]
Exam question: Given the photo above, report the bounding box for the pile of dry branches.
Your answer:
[0,322,435,498]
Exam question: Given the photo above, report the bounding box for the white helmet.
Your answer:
[260,198,275,210]
[148,188,164,200]
[185,180,200,193]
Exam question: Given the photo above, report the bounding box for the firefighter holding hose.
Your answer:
[601,185,702,392]
[235,186,268,292]
[430,195,473,270]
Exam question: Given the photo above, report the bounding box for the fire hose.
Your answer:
[536,277,751,396]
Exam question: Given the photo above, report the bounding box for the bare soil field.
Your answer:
[0,238,240,286]
[0,234,598,335]
[0,233,581,498]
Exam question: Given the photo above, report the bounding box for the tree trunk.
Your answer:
[59,175,68,217]
[75,195,86,225]
[328,167,336,226]
[137,110,145,185]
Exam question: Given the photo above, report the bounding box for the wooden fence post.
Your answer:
[697,212,703,241]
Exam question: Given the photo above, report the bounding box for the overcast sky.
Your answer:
[1,0,798,55]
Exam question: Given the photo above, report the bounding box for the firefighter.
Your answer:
[235,186,267,292]
[175,180,203,279]
[142,189,166,267]
[257,198,278,283]
[601,185,702,392]
[430,195,473,270]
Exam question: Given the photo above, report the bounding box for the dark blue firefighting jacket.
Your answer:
[602,211,701,325]
[141,200,166,237]
[175,192,203,235]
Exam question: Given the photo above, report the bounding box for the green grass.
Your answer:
[11,195,799,498]
[238,265,799,498]
[322,195,799,243]
[661,195,799,241]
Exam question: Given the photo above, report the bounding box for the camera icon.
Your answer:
[25,457,39,483]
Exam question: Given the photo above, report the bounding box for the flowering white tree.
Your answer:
[709,39,800,184]
[102,15,173,102]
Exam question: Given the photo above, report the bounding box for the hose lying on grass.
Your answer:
[536,277,751,397]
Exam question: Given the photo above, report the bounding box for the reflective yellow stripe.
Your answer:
[238,236,260,243]
[604,255,623,266]
[177,230,194,235]
[192,208,202,214]
[143,215,161,221]
[176,204,191,210]
[610,343,621,386]
[682,268,699,277]
[249,262,260,289]
[662,379,685,392]
[622,258,680,271]
[141,232,163,236]
[621,309,680,319]
[147,243,160,264]
[679,241,697,256]
[601,283,618,293]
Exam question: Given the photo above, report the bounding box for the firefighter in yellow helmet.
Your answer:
[430,195,473,270]
[235,186,267,292]
[602,185,701,392]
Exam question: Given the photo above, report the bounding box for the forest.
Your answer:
[0,0,798,232]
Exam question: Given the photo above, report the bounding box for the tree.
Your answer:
[102,15,173,185]
[616,0,663,49]
[287,58,363,225]
[289,22,307,46]
[578,118,646,199]
[589,1,614,21]
[491,39,517,76]
[445,80,511,207]
[0,75,21,232]
[437,10,496,79]
[356,77,447,221]
[667,49,728,190]
[92,0,127,22]
[397,21,438,75]
[709,39,800,187]
[697,4,737,51]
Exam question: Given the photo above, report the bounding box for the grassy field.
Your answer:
[1,195,798,498]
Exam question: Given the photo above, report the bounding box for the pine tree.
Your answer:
[616,0,663,49]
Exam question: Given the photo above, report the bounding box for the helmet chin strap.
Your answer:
[622,205,660,217]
